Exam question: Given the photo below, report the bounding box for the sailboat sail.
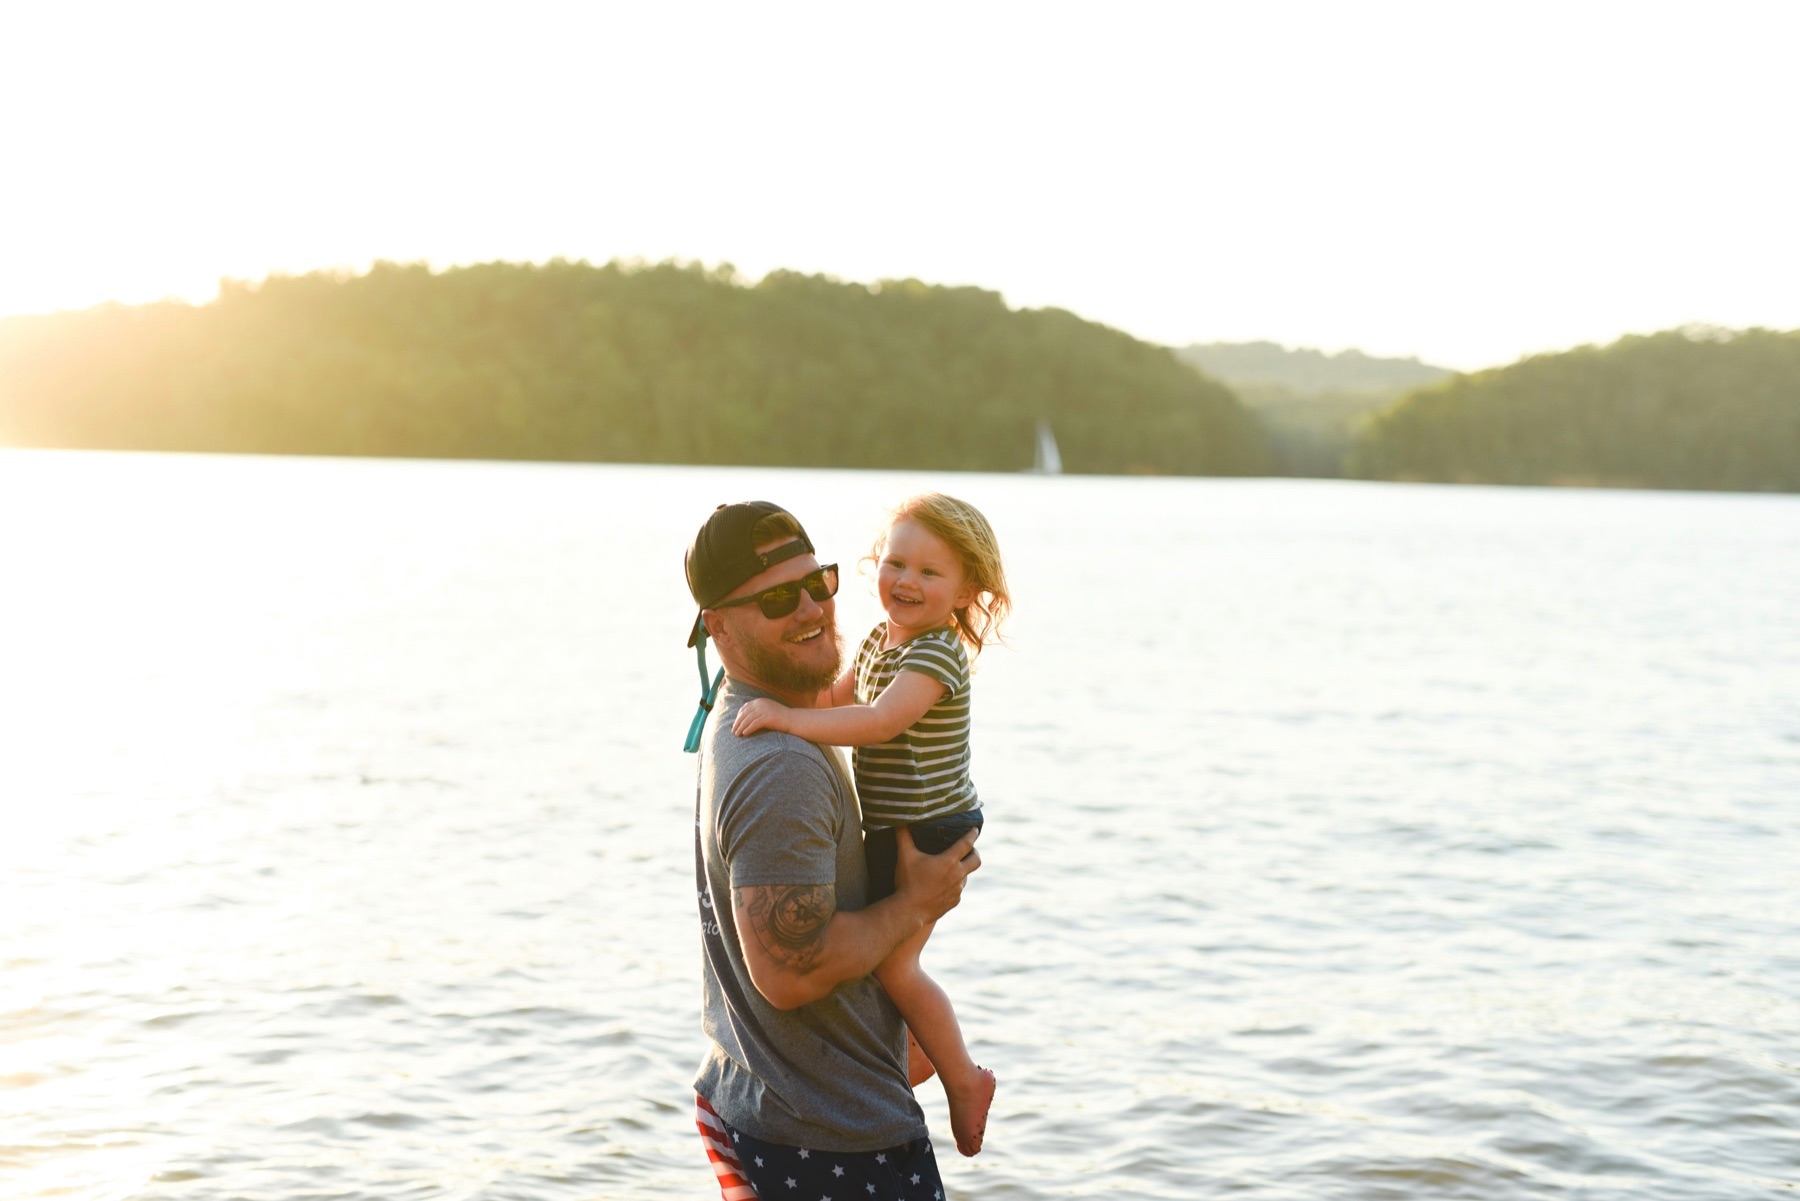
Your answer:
[1033,420,1063,474]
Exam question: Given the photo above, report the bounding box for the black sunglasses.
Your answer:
[711,564,839,619]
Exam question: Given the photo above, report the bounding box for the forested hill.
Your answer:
[1175,341,1451,393]
[1174,341,1454,478]
[1349,328,1800,492]
[0,260,1272,477]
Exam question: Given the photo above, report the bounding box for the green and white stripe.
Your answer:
[852,624,981,829]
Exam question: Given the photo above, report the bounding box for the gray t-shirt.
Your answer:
[692,677,926,1150]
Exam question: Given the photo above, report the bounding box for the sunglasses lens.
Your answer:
[806,566,839,602]
[755,584,801,619]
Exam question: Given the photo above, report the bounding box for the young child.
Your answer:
[732,492,1010,1157]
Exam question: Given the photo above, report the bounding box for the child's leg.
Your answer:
[905,1024,937,1087]
[875,921,996,1157]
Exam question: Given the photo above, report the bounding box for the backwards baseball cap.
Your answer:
[684,501,815,647]
[680,500,817,648]
[681,501,814,753]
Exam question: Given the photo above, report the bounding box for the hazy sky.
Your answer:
[4,1,1796,370]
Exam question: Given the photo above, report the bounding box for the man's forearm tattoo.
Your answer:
[737,884,834,974]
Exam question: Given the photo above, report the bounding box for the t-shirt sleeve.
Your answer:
[896,633,968,695]
[717,739,842,889]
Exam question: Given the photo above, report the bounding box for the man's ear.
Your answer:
[703,611,729,646]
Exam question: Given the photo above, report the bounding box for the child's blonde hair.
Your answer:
[876,492,1011,654]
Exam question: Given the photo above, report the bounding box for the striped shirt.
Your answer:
[852,624,981,829]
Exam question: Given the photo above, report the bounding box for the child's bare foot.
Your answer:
[946,1067,996,1156]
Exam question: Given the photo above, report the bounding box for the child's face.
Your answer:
[876,518,976,641]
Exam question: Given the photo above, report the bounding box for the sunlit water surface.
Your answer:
[3,450,1797,1200]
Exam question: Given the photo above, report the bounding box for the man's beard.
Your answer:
[739,615,842,696]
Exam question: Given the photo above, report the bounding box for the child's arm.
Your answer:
[733,670,946,746]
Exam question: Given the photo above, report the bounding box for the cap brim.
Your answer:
[686,610,706,648]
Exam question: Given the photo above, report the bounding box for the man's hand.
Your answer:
[733,697,791,737]
[893,825,981,924]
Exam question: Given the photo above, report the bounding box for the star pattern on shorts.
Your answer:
[704,1111,951,1201]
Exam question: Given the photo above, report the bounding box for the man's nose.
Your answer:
[794,587,826,620]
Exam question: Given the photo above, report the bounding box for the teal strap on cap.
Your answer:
[684,629,724,753]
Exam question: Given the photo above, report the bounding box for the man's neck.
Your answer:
[725,670,820,710]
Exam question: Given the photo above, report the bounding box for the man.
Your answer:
[685,501,981,1200]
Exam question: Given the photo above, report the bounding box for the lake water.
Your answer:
[2,450,1797,1200]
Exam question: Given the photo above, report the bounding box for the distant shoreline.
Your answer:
[3,264,1794,494]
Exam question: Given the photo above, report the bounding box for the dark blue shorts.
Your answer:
[697,1092,947,1200]
[863,810,984,902]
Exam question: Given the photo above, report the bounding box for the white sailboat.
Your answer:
[1031,419,1063,474]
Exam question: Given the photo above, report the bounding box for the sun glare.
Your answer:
[3,5,1798,365]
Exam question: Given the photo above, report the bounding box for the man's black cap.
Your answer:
[684,501,814,646]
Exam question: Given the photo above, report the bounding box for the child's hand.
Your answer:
[733,697,790,737]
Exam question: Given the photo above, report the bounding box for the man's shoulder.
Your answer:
[703,698,854,874]
[708,690,845,784]
[711,720,831,774]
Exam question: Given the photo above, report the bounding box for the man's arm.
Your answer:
[733,826,979,1010]
[733,670,946,746]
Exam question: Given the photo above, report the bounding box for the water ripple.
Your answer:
[4,457,1798,1198]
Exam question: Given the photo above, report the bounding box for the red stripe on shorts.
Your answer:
[695,1092,759,1200]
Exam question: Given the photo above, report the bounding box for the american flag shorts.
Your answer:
[695,1092,949,1201]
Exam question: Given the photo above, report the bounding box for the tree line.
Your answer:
[0,259,1273,477]
[6,264,1792,493]
[1349,327,1800,492]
